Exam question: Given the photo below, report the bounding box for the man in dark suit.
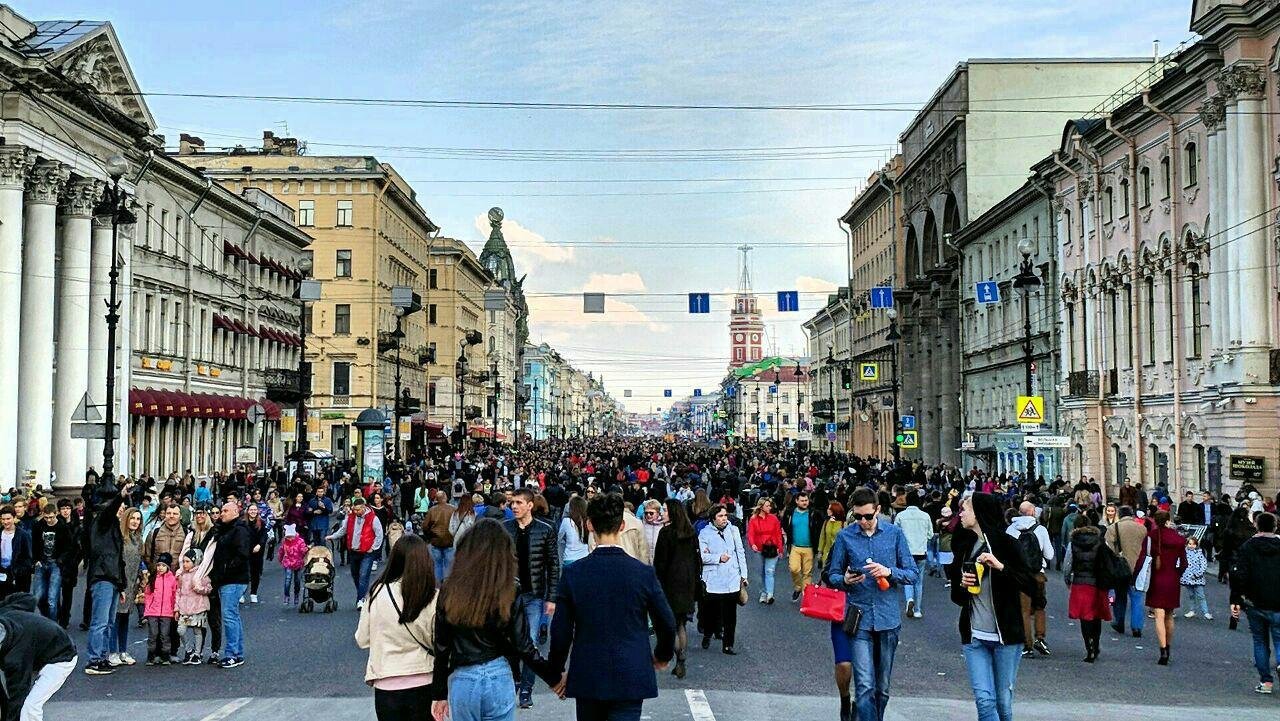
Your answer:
[549,492,676,721]
[1190,491,1223,562]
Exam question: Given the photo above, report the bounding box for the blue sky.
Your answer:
[26,0,1192,411]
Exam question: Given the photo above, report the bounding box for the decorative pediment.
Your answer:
[45,24,155,131]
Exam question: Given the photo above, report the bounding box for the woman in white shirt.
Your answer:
[698,504,748,655]
[559,496,591,567]
[356,534,438,721]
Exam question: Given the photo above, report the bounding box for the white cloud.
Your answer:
[582,272,646,294]
[526,271,662,332]
[796,275,838,293]
[473,214,574,266]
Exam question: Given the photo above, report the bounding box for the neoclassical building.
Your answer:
[1041,0,1280,498]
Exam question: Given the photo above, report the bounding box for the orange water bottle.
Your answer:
[867,557,890,591]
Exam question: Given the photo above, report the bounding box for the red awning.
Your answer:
[129,388,153,416]
[231,318,249,334]
[212,314,228,331]
[243,323,259,338]
[468,426,506,441]
[223,240,237,258]
[259,399,282,420]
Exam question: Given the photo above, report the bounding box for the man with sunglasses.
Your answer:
[827,488,918,721]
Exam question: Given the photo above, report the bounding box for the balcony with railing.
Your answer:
[1067,370,1099,398]
[258,367,302,402]
[811,398,834,418]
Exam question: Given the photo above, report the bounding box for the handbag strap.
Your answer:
[377,584,434,657]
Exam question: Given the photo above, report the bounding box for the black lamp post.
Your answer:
[94,154,136,487]
[772,368,781,443]
[795,363,803,443]
[490,356,500,448]
[392,306,406,457]
[532,381,539,440]
[295,256,315,457]
[1013,237,1041,483]
[886,307,902,462]
[825,342,836,451]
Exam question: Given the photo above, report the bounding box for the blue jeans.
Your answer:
[962,639,1023,721]
[1184,585,1209,616]
[449,657,516,721]
[1111,587,1146,633]
[851,626,899,721]
[218,583,247,659]
[903,557,924,610]
[517,592,546,694]
[430,545,455,581]
[350,551,376,602]
[760,556,777,598]
[88,581,119,662]
[283,568,301,600]
[926,537,939,573]
[31,562,61,620]
[112,609,131,653]
[1245,607,1280,683]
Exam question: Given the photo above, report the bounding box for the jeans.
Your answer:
[516,593,546,694]
[575,698,643,721]
[962,639,1023,721]
[87,581,119,662]
[1184,585,1209,616]
[430,545,455,581]
[218,583,248,659]
[903,556,924,610]
[283,568,301,601]
[926,537,939,574]
[112,610,130,653]
[1111,587,1146,633]
[760,555,777,598]
[30,563,61,620]
[851,626,899,721]
[448,657,516,721]
[1245,607,1280,683]
[350,551,376,602]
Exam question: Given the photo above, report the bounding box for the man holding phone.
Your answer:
[84,479,132,676]
[827,488,918,721]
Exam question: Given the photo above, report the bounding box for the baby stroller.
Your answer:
[299,545,338,613]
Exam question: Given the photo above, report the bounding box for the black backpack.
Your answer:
[1016,523,1045,571]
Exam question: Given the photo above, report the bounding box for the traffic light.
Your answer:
[894,419,905,445]
[840,366,852,389]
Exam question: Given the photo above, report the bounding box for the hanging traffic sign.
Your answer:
[900,415,916,431]
[693,388,702,397]
[1015,395,1044,424]
[583,293,605,313]
[900,430,919,449]
[859,362,879,382]
[769,384,778,394]
[663,389,672,397]
[776,290,799,312]
[869,286,894,308]
[826,423,836,434]
[688,293,711,314]
[975,281,1001,304]
[759,421,768,434]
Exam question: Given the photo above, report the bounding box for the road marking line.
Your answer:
[685,689,716,721]
[198,698,253,721]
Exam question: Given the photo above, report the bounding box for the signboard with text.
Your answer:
[1229,455,1264,481]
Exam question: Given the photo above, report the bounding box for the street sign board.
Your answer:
[70,422,119,440]
[826,423,836,434]
[1019,423,1042,433]
[900,430,919,449]
[859,362,879,382]
[72,393,101,422]
[961,441,977,450]
[776,290,799,312]
[1229,455,1265,481]
[391,285,414,308]
[235,445,258,464]
[246,403,266,425]
[900,415,916,431]
[975,281,1000,304]
[688,293,711,314]
[583,293,605,313]
[664,389,672,397]
[1024,435,1070,448]
[1015,395,1044,424]
[869,286,894,309]
[826,431,837,442]
[758,421,768,434]
[769,384,778,394]
[694,388,702,397]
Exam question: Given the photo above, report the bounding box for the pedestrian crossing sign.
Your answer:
[1015,395,1044,424]
[900,430,919,449]
[859,362,879,382]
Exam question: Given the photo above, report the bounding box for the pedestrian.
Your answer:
[1180,536,1211,620]
[328,496,385,608]
[698,504,747,655]
[1104,506,1149,637]
[430,518,559,721]
[83,481,130,676]
[209,500,252,668]
[142,552,177,665]
[29,504,73,621]
[1228,511,1280,694]
[825,487,919,721]
[278,524,308,606]
[641,499,665,562]
[0,592,77,721]
[448,493,477,549]
[283,492,307,541]
[54,499,80,630]
[0,505,33,601]
[1006,501,1053,657]
[558,496,590,568]
[653,499,700,679]
[174,548,211,665]
[747,497,784,605]
[781,492,823,602]
[1062,510,1111,662]
[356,534,438,721]
[894,496,933,620]
[546,492,677,721]
[819,501,846,570]
[949,492,1038,721]
[307,488,335,546]
[243,503,270,604]
[110,506,144,668]
[422,491,456,581]
[502,488,559,709]
[1145,510,1187,665]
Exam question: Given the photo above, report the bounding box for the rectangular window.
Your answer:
[303,305,313,335]
[297,199,315,227]
[1146,277,1156,361]
[428,382,437,407]
[332,361,351,396]
[336,199,353,227]
[428,304,438,325]
[144,204,154,248]
[1165,270,1174,361]
[428,268,438,289]
[1189,265,1202,358]
[1160,157,1171,199]
[782,414,790,426]
[334,304,351,335]
[1185,144,1198,187]
[159,209,169,253]
[1066,302,1075,373]
[1120,179,1130,216]
[1140,167,1151,207]
[335,249,352,278]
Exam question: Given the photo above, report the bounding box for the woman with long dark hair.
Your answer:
[1144,510,1187,665]
[448,492,477,546]
[1063,509,1110,662]
[357,534,439,721]
[431,519,558,721]
[558,496,590,567]
[242,503,270,604]
[653,499,701,678]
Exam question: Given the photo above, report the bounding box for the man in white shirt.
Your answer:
[1007,501,1053,658]
[892,498,933,619]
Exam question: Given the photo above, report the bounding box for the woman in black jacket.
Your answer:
[947,492,1037,721]
[653,499,701,679]
[1062,510,1111,662]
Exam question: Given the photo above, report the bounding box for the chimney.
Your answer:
[277,136,299,156]
[262,130,277,154]
[178,133,205,155]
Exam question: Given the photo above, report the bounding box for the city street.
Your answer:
[51,550,1277,720]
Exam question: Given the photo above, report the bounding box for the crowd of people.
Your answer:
[0,437,1277,721]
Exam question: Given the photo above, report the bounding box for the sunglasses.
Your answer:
[851,513,877,521]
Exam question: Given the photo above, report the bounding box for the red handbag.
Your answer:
[799,583,846,622]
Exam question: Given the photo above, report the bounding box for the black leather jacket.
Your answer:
[430,595,557,699]
[503,517,560,601]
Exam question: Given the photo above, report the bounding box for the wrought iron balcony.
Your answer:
[258,367,302,402]
[1067,370,1099,398]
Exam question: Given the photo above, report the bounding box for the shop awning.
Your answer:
[468,426,506,441]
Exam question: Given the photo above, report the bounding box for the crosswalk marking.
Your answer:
[685,689,717,721]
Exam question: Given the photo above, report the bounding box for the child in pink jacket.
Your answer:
[279,524,309,606]
[175,548,212,664]
[142,553,178,665]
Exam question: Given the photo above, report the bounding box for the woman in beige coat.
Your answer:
[356,534,439,721]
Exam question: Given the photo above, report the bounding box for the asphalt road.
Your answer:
[49,549,1277,720]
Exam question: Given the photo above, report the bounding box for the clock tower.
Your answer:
[729,245,764,369]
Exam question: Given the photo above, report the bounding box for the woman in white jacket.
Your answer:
[355,534,438,721]
[698,504,748,655]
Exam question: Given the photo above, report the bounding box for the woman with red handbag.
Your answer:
[746,499,784,605]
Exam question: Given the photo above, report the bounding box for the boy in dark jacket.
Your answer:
[29,504,74,621]
[0,592,76,720]
[0,506,33,601]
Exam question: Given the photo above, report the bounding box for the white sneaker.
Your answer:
[239,596,246,605]
[250,594,259,604]
[356,599,364,610]
[759,592,767,604]
[107,653,122,667]
[1204,613,1214,620]
[1184,611,1196,618]
[120,652,136,666]
[912,610,923,619]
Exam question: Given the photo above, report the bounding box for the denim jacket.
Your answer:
[826,521,918,631]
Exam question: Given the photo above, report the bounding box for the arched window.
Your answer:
[1188,262,1202,358]
[1104,186,1115,224]
[1160,156,1171,199]
[1184,143,1198,187]
[1063,208,1072,243]
[1119,178,1130,217]
[1139,167,1152,207]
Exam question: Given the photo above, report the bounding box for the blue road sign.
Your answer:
[869,286,894,309]
[663,389,672,397]
[693,388,702,397]
[975,281,1000,304]
[688,292,711,313]
[769,384,778,394]
[758,421,769,433]
[826,423,837,434]
[776,290,799,312]
[725,386,736,397]
[900,415,917,430]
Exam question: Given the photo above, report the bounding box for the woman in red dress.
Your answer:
[1064,509,1111,662]
[1144,510,1187,665]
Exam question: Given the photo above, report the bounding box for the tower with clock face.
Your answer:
[729,246,764,368]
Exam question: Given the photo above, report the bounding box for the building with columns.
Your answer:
[1039,0,1280,498]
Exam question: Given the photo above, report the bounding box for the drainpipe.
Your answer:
[1144,91,1184,498]
[1104,114,1145,496]
[838,217,854,451]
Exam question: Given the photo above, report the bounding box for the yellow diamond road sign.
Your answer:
[1016,395,1044,424]
[900,430,919,449]
[860,362,879,382]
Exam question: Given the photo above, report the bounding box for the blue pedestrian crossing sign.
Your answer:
[688,292,711,313]
[663,389,672,397]
[900,415,917,431]
[826,423,836,434]
[975,281,1000,304]
[776,290,800,312]
[693,388,702,397]
[870,286,894,309]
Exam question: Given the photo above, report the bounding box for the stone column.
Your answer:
[16,160,69,487]
[1227,65,1271,350]
[0,146,32,487]
[51,178,101,491]
[938,304,960,465]
[87,217,112,467]
[116,223,134,478]
[1221,75,1241,348]
[1199,98,1227,352]
[919,310,936,462]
